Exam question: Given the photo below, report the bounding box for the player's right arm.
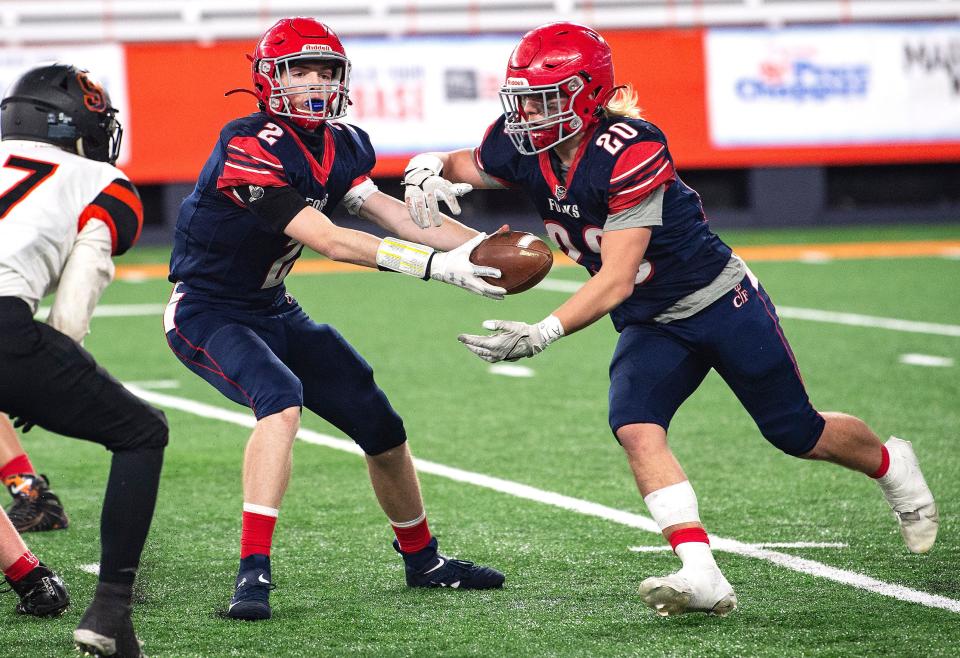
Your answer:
[236,186,504,299]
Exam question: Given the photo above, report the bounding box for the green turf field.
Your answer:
[2,224,959,657]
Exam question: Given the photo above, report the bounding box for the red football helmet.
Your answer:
[499,22,614,154]
[251,17,351,130]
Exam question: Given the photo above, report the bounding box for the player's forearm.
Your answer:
[47,220,115,344]
[284,206,380,268]
[360,191,479,250]
[552,271,636,335]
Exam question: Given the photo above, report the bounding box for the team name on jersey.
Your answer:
[305,193,328,211]
[547,197,580,218]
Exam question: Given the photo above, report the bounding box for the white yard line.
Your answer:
[535,278,960,338]
[35,303,165,320]
[489,364,535,378]
[126,384,960,615]
[629,542,848,552]
[899,354,955,368]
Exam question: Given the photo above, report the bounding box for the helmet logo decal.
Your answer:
[505,77,529,86]
[76,72,106,112]
[259,61,272,74]
[302,44,333,52]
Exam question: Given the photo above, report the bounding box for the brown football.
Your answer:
[470,231,553,294]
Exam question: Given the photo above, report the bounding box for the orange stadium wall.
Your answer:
[121,26,960,185]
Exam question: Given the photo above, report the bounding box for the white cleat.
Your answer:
[638,567,737,617]
[879,437,939,554]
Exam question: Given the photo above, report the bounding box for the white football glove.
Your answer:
[429,232,506,300]
[403,154,473,229]
[458,316,564,362]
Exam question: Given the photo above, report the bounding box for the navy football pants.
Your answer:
[165,287,406,455]
[608,274,825,456]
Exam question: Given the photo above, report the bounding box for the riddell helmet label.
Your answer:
[302,44,333,52]
[505,77,529,86]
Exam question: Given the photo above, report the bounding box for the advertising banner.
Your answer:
[343,35,517,155]
[706,24,960,147]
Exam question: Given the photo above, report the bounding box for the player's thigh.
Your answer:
[708,280,824,455]
[285,316,405,454]
[166,307,302,419]
[608,323,710,438]
[0,321,167,452]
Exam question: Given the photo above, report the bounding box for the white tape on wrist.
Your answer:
[376,237,435,279]
[404,153,444,178]
[537,314,565,346]
[342,178,379,216]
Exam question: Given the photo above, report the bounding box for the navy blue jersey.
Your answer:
[169,112,376,305]
[476,114,732,330]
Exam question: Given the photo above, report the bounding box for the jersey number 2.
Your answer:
[0,156,58,219]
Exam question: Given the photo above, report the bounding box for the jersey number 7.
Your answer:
[0,156,58,219]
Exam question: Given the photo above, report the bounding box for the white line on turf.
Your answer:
[125,384,960,615]
[898,354,955,368]
[80,563,100,575]
[629,542,848,552]
[489,364,535,378]
[535,278,960,337]
[126,380,182,389]
[35,303,165,320]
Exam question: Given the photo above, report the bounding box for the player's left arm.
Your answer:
[357,189,483,252]
[46,220,116,344]
[47,177,142,344]
[553,227,651,333]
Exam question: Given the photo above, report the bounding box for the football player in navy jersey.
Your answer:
[166,17,505,621]
[405,22,939,617]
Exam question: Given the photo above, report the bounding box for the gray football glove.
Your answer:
[457,316,564,362]
[403,154,473,228]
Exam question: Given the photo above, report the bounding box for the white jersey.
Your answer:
[0,140,143,340]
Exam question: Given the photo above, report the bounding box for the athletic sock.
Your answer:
[3,550,39,582]
[870,444,891,479]
[668,527,718,571]
[240,503,278,559]
[391,512,432,554]
[1,454,36,496]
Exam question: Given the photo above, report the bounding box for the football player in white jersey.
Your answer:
[0,63,167,658]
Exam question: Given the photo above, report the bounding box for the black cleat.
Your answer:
[5,474,69,532]
[4,562,70,617]
[227,554,275,621]
[395,538,505,590]
[74,597,144,658]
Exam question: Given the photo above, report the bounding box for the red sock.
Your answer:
[668,527,710,551]
[870,444,890,479]
[3,551,39,582]
[240,506,278,559]
[0,454,35,482]
[392,513,432,553]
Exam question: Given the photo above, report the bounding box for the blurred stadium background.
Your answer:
[1,0,958,240]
